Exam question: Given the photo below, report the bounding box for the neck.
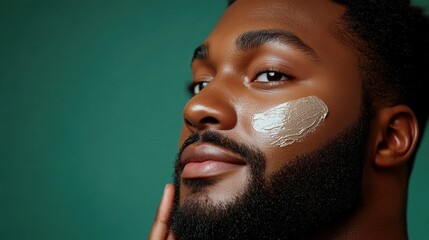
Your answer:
[313,167,409,240]
[312,204,408,240]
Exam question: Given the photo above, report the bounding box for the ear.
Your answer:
[373,105,419,168]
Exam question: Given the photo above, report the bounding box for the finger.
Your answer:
[167,233,175,240]
[149,184,175,240]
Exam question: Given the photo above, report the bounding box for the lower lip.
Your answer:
[181,161,244,179]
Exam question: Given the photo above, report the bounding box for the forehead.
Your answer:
[205,0,351,62]
[229,0,343,25]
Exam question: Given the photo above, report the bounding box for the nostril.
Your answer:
[200,116,219,125]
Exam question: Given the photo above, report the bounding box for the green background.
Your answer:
[0,0,428,239]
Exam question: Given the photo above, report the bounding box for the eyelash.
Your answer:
[186,81,196,97]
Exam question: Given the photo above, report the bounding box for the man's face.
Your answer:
[171,0,368,238]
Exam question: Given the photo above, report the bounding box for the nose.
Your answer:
[183,84,237,133]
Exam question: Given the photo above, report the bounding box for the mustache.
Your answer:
[177,131,266,172]
[179,131,256,160]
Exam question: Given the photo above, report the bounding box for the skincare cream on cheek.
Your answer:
[252,96,328,147]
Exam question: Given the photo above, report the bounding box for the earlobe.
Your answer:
[374,105,419,168]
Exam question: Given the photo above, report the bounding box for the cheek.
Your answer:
[251,95,328,148]
[179,125,192,148]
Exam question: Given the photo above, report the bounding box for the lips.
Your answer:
[180,143,246,179]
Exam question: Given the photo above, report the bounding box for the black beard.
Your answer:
[170,105,371,240]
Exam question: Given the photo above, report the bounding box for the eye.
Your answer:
[194,81,209,94]
[187,81,209,96]
[255,71,291,82]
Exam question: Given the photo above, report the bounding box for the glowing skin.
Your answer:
[178,0,364,208]
[252,96,328,147]
[149,0,417,239]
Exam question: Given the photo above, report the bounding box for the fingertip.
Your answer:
[149,184,175,240]
[162,184,175,204]
[158,183,175,223]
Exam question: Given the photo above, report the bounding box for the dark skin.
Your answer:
[149,0,419,239]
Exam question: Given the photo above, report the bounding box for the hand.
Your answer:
[149,184,175,240]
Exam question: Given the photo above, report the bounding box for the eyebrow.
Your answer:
[191,29,320,63]
[237,30,320,62]
[192,44,209,62]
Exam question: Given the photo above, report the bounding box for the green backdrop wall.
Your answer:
[1,0,428,239]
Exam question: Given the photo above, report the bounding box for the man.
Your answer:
[150,0,429,239]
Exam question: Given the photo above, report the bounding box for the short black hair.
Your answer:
[227,0,429,168]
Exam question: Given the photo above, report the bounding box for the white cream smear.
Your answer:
[252,96,328,147]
